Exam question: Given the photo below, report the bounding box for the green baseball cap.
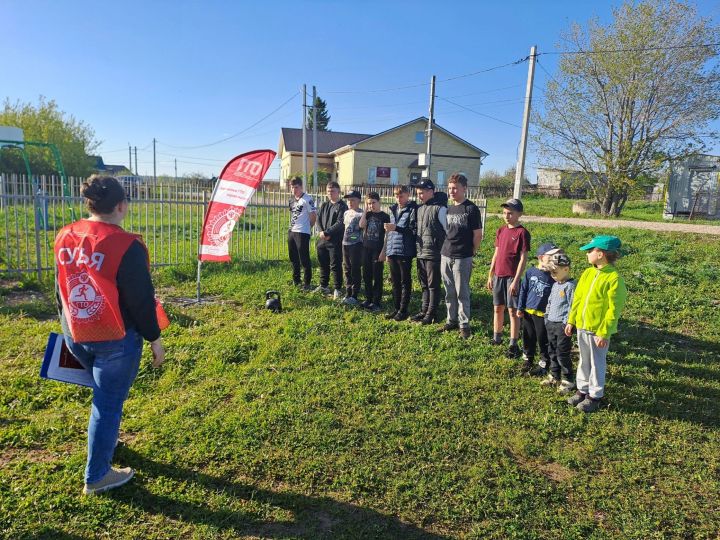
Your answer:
[579,235,622,251]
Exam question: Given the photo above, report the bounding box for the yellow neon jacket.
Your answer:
[567,264,627,339]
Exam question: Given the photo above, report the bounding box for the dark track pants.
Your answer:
[317,241,343,291]
[342,243,363,298]
[388,256,413,313]
[416,258,441,317]
[522,312,551,367]
[546,320,574,381]
[362,246,384,304]
[288,231,311,286]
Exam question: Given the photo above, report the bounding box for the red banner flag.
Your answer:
[198,149,276,262]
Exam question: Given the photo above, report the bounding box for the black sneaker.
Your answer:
[420,313,438,325]
[410,312,426,322]
[438,322,459,332]
[393,310,409,321]
[367,303,382,313]
[529,366,548,378]
[385,309,399,320]
[567,391,587,407]
[506,344,522,359]
[360,300,372,309]
[489,338,503,346]
[459,327,472,339]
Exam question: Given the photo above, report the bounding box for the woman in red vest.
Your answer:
[55,175,165,495]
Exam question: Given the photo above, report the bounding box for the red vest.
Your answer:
[55,220,146,342]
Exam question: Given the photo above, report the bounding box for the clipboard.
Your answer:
[40,333,94,388]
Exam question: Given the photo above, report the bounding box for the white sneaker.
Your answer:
[342,296,359,306]
[333,289,343,300]
[557,380,576,395]
[83,467,135,495]
[312,285,325,294]
[540,374,559,387]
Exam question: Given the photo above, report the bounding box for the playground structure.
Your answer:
[665,154,720,220]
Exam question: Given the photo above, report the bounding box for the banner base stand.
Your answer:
[173,295,222,306]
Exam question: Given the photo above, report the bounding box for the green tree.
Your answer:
[0,96,100,177]
[307,96,331,131]
[480,166,529,189]
[535,0,720,216]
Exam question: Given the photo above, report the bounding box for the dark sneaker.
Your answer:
[341,296,359,306]
[385,310,399,320]
[393,310,409,321]
[576,396,602,413]
[420,313,438,325]
[367,303,382,313]
[301,284,314,292]
[506,344,522,360]
[438,322,459,333]
[529,365,548,378]
[490,338,503,346]
[567,391,587,407]
[410,312,427,322]
[83,467,135,495]
[360,299,372,309]
[459,327,472,339]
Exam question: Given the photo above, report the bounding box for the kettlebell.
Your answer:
[265,290,282,313]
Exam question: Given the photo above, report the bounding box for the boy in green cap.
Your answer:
[565,235,627,413]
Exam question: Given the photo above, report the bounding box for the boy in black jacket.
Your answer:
[359,192,390,312]
[314,181,347,298]
[412,179,447,325]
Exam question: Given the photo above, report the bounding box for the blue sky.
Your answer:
[2,0,718,180]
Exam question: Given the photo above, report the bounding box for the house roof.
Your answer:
[91,155,128,174]
[279,128,371,154]
[351,117,488,157]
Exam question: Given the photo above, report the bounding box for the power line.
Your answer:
[539,41,720,56]
[325,56,529,94]
[157,91,299,150]
[438,97,522,128]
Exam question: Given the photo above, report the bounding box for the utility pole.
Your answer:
[423,75,436,180]
[302,84,307,185]
[174,158,178,182]
[128,144,132,172]
[153,138,157,183]
[134,147,138,175]
[312,85,318,189]
[514,45,537,199]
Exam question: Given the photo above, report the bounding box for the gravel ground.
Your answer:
[497,215,720,235]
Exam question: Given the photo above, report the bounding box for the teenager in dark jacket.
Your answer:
[314,181,347,298]
[359,192,390,312]
[412,179,447,324]
[380,185,417,321]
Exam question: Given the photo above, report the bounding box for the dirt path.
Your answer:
[496,215,720,235]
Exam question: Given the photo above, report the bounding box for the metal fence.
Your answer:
[0,174,486,281]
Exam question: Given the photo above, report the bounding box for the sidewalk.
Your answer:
[497,215,720,236]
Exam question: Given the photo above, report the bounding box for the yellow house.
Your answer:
[278,117,487,188]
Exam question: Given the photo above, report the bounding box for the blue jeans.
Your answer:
[63,326,143,483]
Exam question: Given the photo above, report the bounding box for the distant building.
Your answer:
[91,155,129,176]
[665,154,720,220]
[278,117,487,188]
[536,166,597,196]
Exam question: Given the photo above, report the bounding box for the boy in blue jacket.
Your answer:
[517,242,557,374]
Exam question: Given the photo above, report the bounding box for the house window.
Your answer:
[415,131,424,144]
[368,167,376,185]
[437,170,446,186]
[390,168,399,185]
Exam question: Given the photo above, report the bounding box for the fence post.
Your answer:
[32,179,43,281]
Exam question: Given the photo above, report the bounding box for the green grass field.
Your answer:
[1,217,720,539]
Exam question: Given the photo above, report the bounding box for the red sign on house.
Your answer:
[376,167,391,178]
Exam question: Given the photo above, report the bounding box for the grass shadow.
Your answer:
[111,447,452,540]
[609,321,720,427]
